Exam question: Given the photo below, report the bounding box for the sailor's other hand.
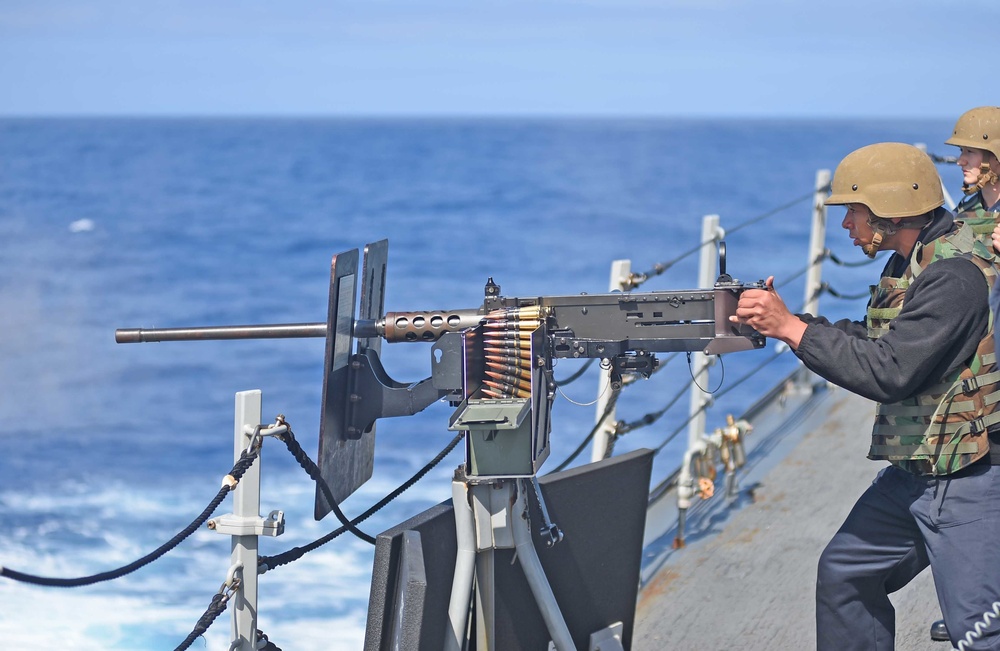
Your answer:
[992,221,1000,255]
[730,276,805,349]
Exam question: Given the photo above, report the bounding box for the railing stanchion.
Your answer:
[592,259,633,462]
[804,170,830,318]
[687,215,722,451]
[231,391,263,650]
[207,391,285,650]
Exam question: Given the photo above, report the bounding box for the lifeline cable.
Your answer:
[174,581,238,651]
[172,431,466,648]
[260,430,465,573]
[277,424,378,545]
[0,449,259,588]
[615,381,690,437]
[827,250,881,268]
[725,187,830,237]
[775,248,831,289]
[550,353,683,472]
[709,349,785,402]
[631,188,822,289]
[653,403,708,456]
[549,387,622,472]
[553,357,596,386]
[651,350,786,457]
[823,284,872,301]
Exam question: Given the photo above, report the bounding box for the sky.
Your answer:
[0,0,996,119]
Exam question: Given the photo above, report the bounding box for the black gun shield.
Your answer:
[315,242,391,520]
[314,248,363,520]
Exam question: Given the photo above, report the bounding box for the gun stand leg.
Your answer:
[445,476,576,651]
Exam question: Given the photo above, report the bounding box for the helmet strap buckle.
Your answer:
[975,162,1000,191]
[863,230,884,259]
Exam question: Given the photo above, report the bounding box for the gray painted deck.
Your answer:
[632,373,945,651]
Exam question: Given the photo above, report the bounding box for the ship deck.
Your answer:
[631,369,944,650]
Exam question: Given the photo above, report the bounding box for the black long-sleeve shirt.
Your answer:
[794,208,990,404]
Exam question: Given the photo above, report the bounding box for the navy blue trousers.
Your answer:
[816,462,1000,650]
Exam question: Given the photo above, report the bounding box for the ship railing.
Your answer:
[565,149,957,547]
[556,169,844,548]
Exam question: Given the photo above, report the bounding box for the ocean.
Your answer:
[0,117,963,650]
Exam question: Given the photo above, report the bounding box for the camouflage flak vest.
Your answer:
[866,223,1000,475]
[954,192,1000,249]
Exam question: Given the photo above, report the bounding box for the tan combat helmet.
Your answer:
[825,143,944,257]
[946,106,1000,160]
[945,106,1000,193]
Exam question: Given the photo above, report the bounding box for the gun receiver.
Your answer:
[115,239,764,519]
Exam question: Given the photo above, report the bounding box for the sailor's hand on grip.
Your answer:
[729,276,806,349]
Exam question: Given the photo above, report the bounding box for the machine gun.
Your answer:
[116,239,765,521]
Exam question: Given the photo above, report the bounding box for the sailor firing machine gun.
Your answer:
[116,239,765,651]
[117,239,764,511]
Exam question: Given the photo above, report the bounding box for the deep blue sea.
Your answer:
[0,117,963,650]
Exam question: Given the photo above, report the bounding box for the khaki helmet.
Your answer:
[945,106,1000,161]
[824,142,944,218]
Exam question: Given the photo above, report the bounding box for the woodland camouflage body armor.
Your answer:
[866,222,1000,475]
[955,191,1000,245]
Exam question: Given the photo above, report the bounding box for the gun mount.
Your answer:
[116,239,765,520]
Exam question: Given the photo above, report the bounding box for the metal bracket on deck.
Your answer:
[589,622,625,651]
[545,622,625,651]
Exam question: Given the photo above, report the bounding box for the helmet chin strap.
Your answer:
[862,228,885,258]
[963,162,1000,195]
[862,215,911,259]
[861,214,930,258]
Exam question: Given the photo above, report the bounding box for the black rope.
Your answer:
[0,450,258,588]
[653,404,708,456]
[648,351,681,378]
[550,352,685,472]
[258,629,283,651]
[174,589,233,651]
[260,431,465,573]
[651,349,787,456]
[550,388,621,473]
[824,284,871,301]
[826,250,879,268]
[616,381,690,436]
[553,358,596,386]
[710,350,786,401]
[278,426,377,545]
[798,283,826,310]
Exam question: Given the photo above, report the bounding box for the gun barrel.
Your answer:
[115,323,327,343]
